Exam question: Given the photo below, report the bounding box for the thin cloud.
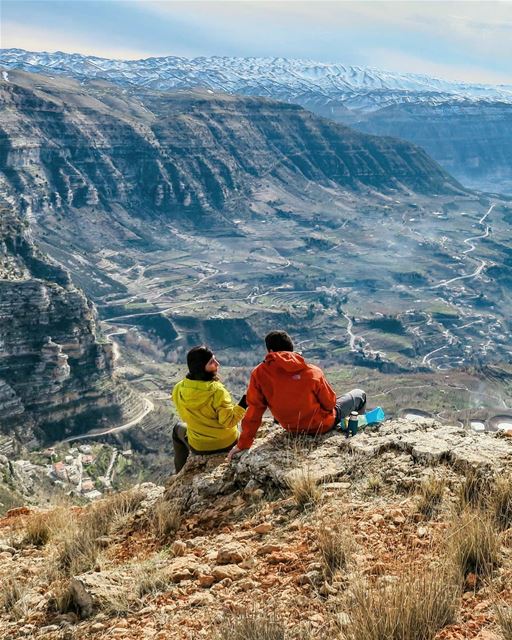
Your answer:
[1,21,152,59]
[370,48,512,85]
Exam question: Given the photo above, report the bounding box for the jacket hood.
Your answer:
[264,351,307,373]
[174,378,216,409]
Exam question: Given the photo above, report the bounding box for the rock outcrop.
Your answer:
[166,417,512,513]
[0,207,143,443]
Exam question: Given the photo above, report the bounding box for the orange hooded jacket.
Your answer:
[237,351,337,450]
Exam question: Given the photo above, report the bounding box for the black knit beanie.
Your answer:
[186,345,214,380]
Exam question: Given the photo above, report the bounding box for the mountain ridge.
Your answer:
[2,48,512,106]
[3,48,510,194]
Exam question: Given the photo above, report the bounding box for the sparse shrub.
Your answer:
[99,587,133,617]
[54,490,144,576]
[342,569,459,640]
[286,467,322,510]
[48,580,75,615]
[217,611,287,640]
[0,578,26,617]
[133,560,172,597]
[22,511,52,547]
[88,489,145,535]
[448,510,501,581]
[317,525,351,579]
[366,474,383,494]
[416,476,446,518]
[457,467,490,511]
[151,498,182,543]
[496,604,512,640]
[489,475,512,530]
[56,528,100,576]
[23,507,70,547]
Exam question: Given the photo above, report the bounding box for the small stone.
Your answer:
[239,557,255,569]
[198,574,215,588]
[212,564,247,582]
[219,578,233,587]
[254,523,273,534]
[237,579,257,591]
[216,542,249,564]
[171,540,187,556]
[296,570,323,586]
[465,572,478,590]
[115,619,129,628]
[139,605,157,615]
[0,545,16,554]
[371,514,384,524]
[417,526,427,538]
[257,544,281,556]
[189,592,214,607]
[91,623,106,632]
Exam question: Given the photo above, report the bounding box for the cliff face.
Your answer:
[0,70,464,244]
[0,208,141,443]
[343,102,512,194]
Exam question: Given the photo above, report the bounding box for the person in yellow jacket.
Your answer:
[171,345,247,472]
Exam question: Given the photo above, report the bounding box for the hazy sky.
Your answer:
[2,1,512,84]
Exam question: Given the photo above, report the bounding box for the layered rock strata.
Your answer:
[0,207,142,443]
[0,69,464,249]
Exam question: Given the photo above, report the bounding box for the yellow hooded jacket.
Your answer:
[171,378,246,452]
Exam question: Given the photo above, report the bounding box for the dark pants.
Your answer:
[333,388,367,426]
[172,423,237,473]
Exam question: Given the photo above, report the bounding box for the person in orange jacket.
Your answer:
[227,330,366,460]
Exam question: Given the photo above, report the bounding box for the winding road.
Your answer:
[61,397,154,444]
[432,203,494,290]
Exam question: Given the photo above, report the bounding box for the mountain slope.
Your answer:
[0,206,144,443]
[2,49,509,193]
[0,68,463,245]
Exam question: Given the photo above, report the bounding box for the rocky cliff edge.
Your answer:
[1,416,512,639]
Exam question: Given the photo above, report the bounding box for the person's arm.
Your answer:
[213,384,246,429]
[315,374,337,412]
[236,372,267,450]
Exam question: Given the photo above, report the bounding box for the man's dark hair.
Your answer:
[265,330,294,352]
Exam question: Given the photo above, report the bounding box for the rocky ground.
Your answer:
[1,417,512,640]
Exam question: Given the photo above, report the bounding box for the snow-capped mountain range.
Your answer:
[1,48,512,111]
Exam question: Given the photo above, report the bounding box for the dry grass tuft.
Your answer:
[448,510,501,581]
[151,498,182,543]
[0,578,27,618]
[496,604,512,640]
[22,511,52,547]
[366,475,383,495]
[217,611,287,640]
[342,569,459,640]
[488,474,512,530]
[317,525,351,579]
[457,467,490,511]
[134,564,171,597]
[56,528,101,576]
[286,467,322,510]
[416,476,446,519]
[53,490,144,576]
[99,587,133,617]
